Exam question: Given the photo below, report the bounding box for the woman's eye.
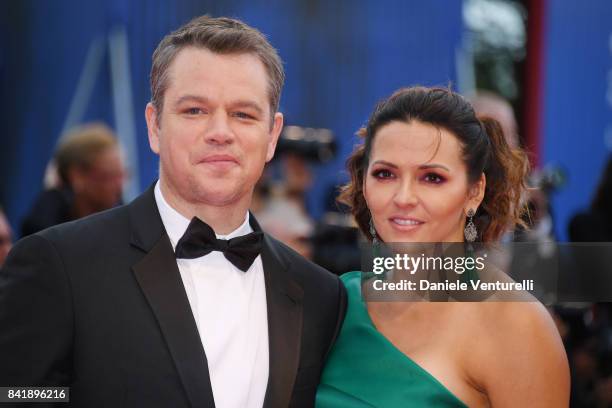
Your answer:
[423,173,445,184]
[372,169,394,179]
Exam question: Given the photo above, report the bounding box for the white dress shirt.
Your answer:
[154,182,269,408]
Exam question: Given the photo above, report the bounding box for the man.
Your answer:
[20,122,125,237]
[0,16,346,408]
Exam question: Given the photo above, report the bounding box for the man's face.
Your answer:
[146,47,283,209]
[73,146,125,211]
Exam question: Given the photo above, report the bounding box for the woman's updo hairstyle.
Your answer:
[339,86,530,243]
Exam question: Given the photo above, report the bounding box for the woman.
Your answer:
[316,87,569,407]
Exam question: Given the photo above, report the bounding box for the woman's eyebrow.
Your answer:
[371,160,398,169]
[419,163,450,172]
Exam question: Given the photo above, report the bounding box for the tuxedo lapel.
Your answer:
[127,189,304,408]
[259,233,304,408]
[129,185,215,408]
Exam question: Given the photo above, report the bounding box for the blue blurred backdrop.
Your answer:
[1,0,611,241]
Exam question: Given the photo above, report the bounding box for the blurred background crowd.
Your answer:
[1,0,611,406]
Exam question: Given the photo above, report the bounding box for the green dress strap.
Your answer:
[316,272,468,408]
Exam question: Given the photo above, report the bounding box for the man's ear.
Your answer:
[145,103,161,155]
[466,173,486,214]
[265,112,284,162]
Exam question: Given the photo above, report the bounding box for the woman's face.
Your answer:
[364,120,484,243]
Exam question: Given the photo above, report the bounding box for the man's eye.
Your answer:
[234,112,255,120]
[185,108,202,115]
[423,173,445,184]
[372,169,394,179]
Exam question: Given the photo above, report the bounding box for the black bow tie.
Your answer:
[175,217,263,272]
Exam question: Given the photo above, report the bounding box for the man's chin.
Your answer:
[190,187,243,207]
[196,162,240,177]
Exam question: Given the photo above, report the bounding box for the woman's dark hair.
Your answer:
[339,86,530,243]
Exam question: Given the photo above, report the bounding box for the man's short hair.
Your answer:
[54,123,118,186]
[150,16,285,119]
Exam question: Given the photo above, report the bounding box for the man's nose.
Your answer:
[204,111,234,145]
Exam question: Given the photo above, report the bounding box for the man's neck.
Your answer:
[159,180,250,235]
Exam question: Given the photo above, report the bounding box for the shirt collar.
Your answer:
[154,181,252,250]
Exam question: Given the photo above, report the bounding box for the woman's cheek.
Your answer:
[366,179,390,209]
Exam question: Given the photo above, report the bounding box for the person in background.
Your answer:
[254,153,315,259]
[0,207,12,267]
[567,155,612,408]
[569,156,612,242]
[469,90,519,149]
[471,90,555,242]
[253,126,336,259]
[20,122,125,237]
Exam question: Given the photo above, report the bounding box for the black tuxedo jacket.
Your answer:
[0,185,347,407]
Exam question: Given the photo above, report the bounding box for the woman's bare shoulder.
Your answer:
[460,301,570,407]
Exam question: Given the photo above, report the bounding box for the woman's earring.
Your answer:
[464,209,477,242]
[369,218,379,244]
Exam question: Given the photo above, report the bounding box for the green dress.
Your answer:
[316,272,468,408]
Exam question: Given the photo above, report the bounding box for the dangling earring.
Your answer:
[462,208,480,285]
[464,209,477,242]
[369,218,379,244]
